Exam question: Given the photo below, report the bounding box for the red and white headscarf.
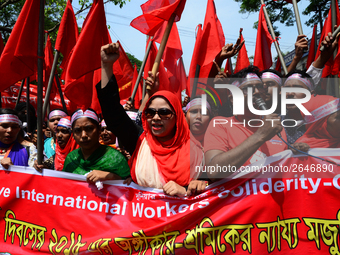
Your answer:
[48,110,68,120]
[71,109,99,125]
[261,72,282,86]
[284,73,314,91]
[0,114,22,126]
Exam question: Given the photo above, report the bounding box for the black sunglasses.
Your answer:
[145,108,175,120]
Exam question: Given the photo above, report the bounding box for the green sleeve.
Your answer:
[111,150,131,179]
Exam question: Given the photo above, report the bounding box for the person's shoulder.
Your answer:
[66,148,81,158]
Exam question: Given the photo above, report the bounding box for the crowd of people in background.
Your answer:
[0,27,340,197]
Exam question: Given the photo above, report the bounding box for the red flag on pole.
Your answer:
[224,58,232,75]
[130,0,186,36]
[306,24,317,70]
[198,0,225,68]
[314,1,340,78]
[43,35,57,91]
[143,39,170,91]
[0,0,40,92]
[187,24,203,97]
[55,0,79,71]
[234,34,250,73]
[254,4,273,71]
[64,0,109,111]
[275,58,282,72]
[154,21,183,76]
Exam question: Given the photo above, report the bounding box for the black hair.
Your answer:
[261,69,283,78]
[234,65,261,79]
[0,108,19,116]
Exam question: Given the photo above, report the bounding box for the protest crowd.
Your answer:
[1,0,340,253]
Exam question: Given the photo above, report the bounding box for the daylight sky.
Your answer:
[73,0,316,73]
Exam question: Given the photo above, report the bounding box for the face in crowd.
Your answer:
[72,117,100,151]
[186,104,211,142]
[100,126,116,145]
[0,121,20,145]
[145,97,176,142]
[56,126,71,149]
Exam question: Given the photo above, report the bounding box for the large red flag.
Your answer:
[64,0,109,110]
[253,4,273,71]
[0,0,40,92]
[187,24,203,97]
[130,0,186,36]
[306,24,317,70]
[275,58,282,72]
[234,34,250,73]
[55,0,79,71]
[0,33,4,57]
[198,0,225,69]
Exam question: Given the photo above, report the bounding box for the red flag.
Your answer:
[224,58,233,75]
[64,0,109,111]
[113,41,135,101]
[154,21,183,74]
[43,35,57,92]
[187,24,203,97]
[177,58,187,93]
[306,24,317,70]
[55,0,79,71]
[0,0,40,92]
[130,0,186,36]
[314,1,340,78]
[143,39,170,91]
[234,34,250,73]
[132,64,143,109]
[275,58,282,72]
[0,33,4,57]
[253,4,273,71]
[198,0,225,68]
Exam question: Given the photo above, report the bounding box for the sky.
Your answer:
[73,0,316,74]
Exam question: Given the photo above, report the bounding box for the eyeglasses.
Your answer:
[144,108,175,120]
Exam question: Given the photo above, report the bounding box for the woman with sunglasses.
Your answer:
[97,43,200,197]
[0,108,29,169]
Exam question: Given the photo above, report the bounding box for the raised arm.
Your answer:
[97,43,143,155]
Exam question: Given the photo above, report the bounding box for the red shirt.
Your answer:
[204,116,287,166]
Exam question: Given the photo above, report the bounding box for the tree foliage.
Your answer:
[233,0,339,36]
[0,0,129,41]
[126,52,142,71]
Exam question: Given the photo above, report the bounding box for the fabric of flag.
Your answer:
[0,0,40,92]
[64,0,109,111]
[143,38,170,92]
[154,21,183,75]
[198,0,225,68]
[55,0,79,71]
[253,4,273,71]
[187,24,203,97]
[275,57,282,72]
[130,0,186,36]
[306,24,317,70]
[224,58,233,75]
[234,34,250,73]
[314,1,340,78]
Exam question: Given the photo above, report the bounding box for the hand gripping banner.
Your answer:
[1,148,340,254]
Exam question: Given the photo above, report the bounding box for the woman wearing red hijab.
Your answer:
[97,43,202,197]
[295,95,340,148]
